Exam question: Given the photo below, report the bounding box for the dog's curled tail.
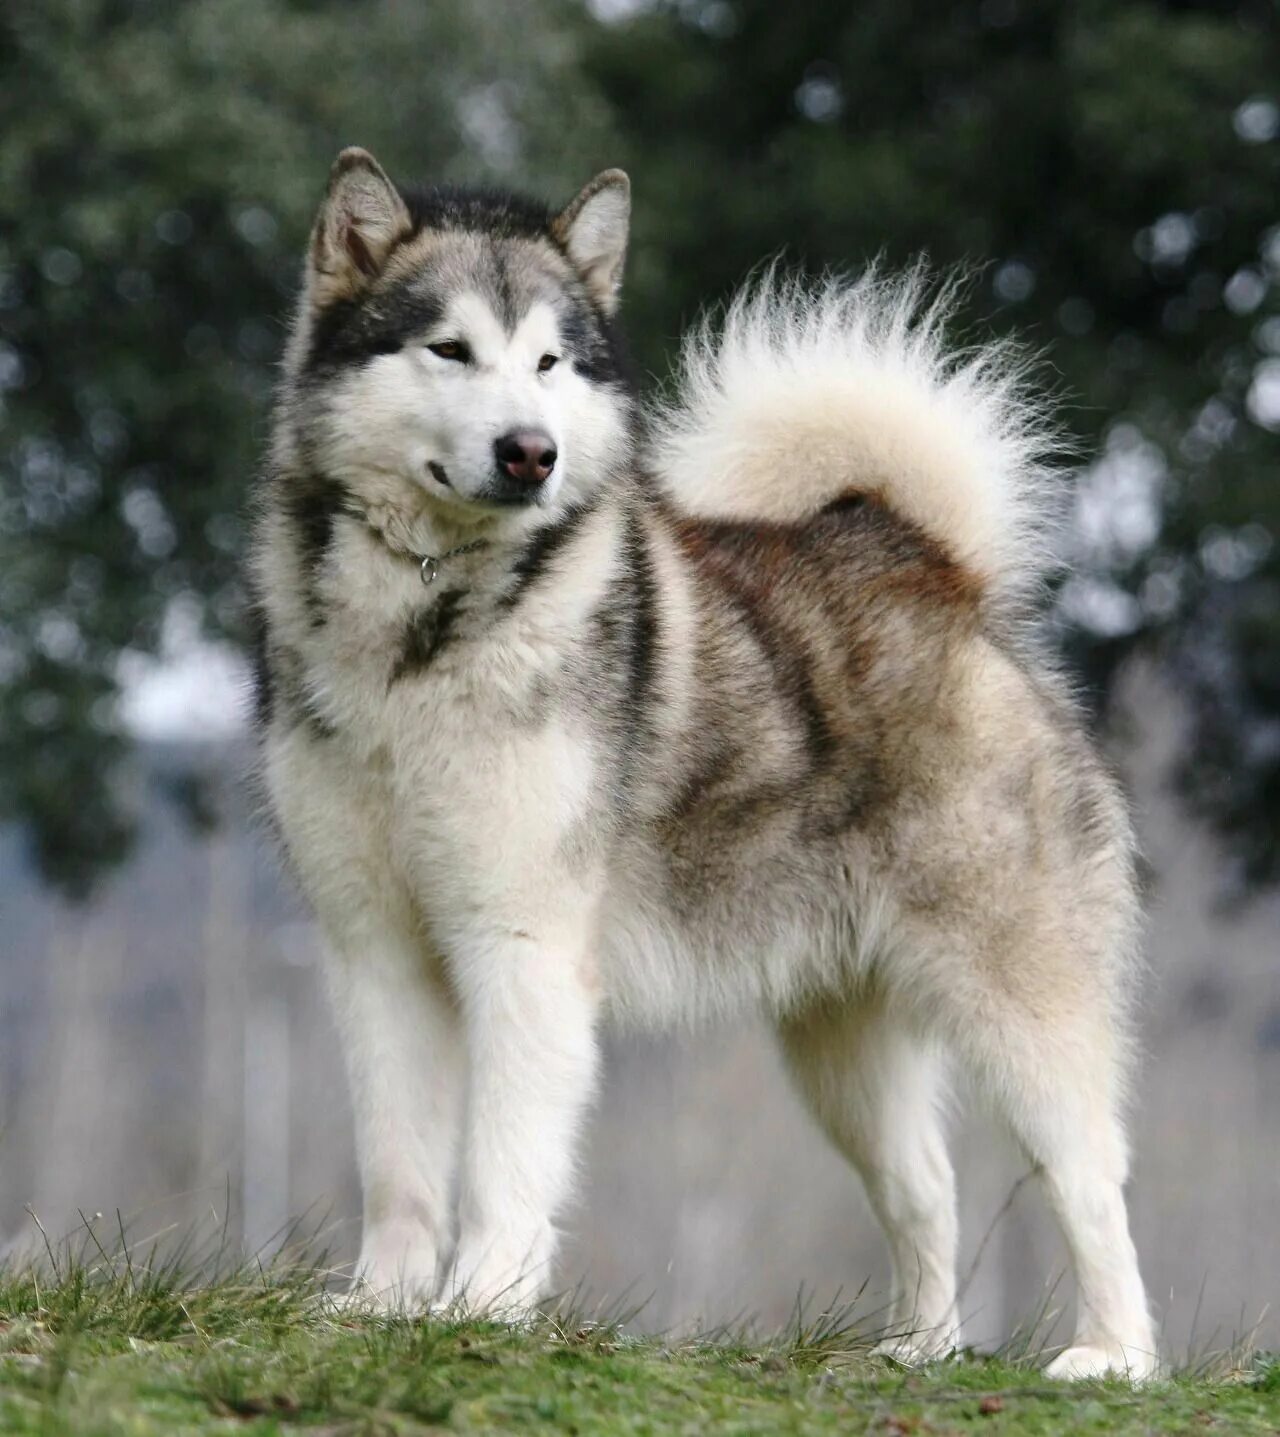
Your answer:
[650,264,1065,609]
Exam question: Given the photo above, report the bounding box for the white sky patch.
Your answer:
[1058,575,1143,638]
[795,66,844,123]
[1055,423,1169,638]
[458,84,520,169]
[587,0,652,18]
[1233,96,1279,144]
[1246,357,1280,431]
[1224,267,1268,315]
[1070,423,1165,568]
[1135,211,1197,267]
[117,596,249,744]
[1200,522,1273,581]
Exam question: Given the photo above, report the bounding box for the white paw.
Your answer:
[344,1272,436,1315]
[438,1267,542,1320]
[1044,1343,1161,1383]
[348,1222,441,1313]
[443,1233,549,1320]
[872,1332,958,1367]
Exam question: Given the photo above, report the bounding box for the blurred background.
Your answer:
[2,0,1279,1356]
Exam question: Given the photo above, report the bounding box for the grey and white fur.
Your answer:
[247,147,1158,1380]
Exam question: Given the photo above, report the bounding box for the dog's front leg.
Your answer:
[439,904,600,1316]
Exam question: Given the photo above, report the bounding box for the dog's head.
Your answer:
[285,148,633,528]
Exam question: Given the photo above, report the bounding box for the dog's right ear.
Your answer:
[309,148,412,307]
[552,170,630,315]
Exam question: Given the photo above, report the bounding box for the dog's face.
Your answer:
[291,149,633,524]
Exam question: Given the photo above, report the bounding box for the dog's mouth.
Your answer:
[425,459,551,515]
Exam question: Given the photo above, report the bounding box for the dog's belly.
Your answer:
[595,832,873,1027]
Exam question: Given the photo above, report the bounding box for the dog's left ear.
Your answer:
[310,147,412,307]
[552,170,630,314]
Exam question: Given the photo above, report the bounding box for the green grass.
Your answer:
[0,1222,1275,1435]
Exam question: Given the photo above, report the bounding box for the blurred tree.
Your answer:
[586,0,1280,891]
[0,0,612,894]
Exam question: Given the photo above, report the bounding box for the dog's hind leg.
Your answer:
[777,993,961,1361]
[949,988,1158,1381]
[908,868,1158,1383]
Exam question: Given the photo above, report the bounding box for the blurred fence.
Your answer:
[1,664,1278,1355]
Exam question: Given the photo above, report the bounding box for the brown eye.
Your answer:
[537,353,559,373]
[428,340,469,362]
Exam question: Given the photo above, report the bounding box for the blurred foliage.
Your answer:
[1,0,1279,894]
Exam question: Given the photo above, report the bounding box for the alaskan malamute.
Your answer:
[248,148,1157,1379]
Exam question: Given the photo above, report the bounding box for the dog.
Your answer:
[247,147,1157,1380]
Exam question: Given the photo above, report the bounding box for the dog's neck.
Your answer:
[355,491,490,564]
[339,480,586,600]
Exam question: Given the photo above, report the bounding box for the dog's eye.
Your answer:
[428,341,470,363]
[537,353,559,374]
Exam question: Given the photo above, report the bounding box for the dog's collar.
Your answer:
[416,538,489,587]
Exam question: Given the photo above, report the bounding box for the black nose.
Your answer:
[494,430,557,487]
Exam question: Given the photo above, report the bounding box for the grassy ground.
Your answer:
[0,1231,1275,1435]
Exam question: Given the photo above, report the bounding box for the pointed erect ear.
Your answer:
[551,169,630,314]
[309,147,412,306]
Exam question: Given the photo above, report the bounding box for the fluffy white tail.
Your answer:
[650,265,1064,606]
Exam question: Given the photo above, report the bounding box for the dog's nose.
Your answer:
[494,430,557,487]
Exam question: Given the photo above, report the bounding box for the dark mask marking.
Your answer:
[285,472,353,626]
[389,588,467,685]
[585,505,662,809]
[499,500,598,611]
[251,623,336,741]
[305,284,445,375]
[620,508,659,740]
